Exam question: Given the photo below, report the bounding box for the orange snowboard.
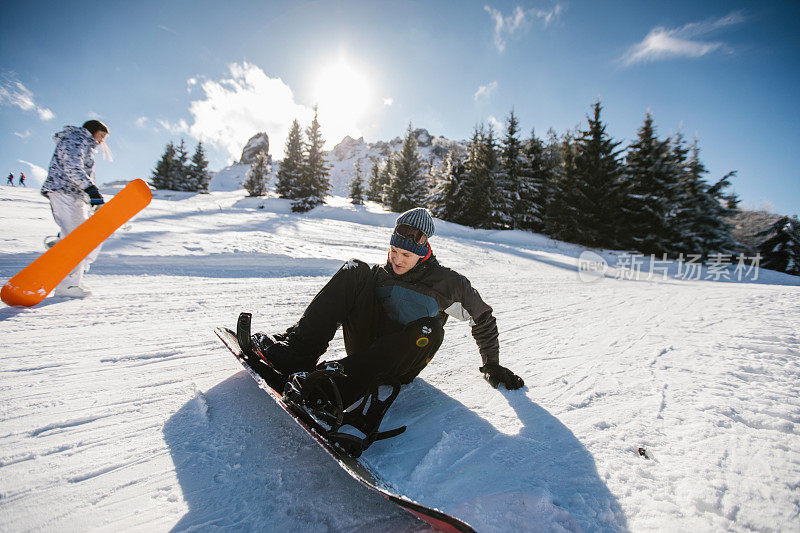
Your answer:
[1,179,152,306]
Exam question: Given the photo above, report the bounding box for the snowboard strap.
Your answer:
[297,367,346,429]
[327,374,406,458]
[284,365,407,458]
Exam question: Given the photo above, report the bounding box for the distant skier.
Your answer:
[250,208,524,407]
[19,173,26,186]
[6,173,13,186]
[41,120,109,298]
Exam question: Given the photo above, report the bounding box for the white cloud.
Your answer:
[621,11,745,66]
[0,72,54,121]
[487,115,503,132]
[17,160,47,185]
[13,130,32,139]
[484,4,562,52]
[135,116,149,128]
[474,81,498,101]
[383,97,394,106]
[37,108,55,121]
[157,118,189,135]
[184,62,312,161]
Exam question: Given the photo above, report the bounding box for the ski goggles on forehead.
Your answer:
[393,224,428,245]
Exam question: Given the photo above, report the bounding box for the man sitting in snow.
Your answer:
[250,207,524,405]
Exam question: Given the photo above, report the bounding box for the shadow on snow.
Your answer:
[164,372,627,532]
[0,252,344,280]
[162,372,426,532]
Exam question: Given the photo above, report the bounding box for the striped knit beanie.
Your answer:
[390,207,435,256]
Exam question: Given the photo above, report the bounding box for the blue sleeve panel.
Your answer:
[376,285,440,326]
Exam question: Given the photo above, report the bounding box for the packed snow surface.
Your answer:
[1,184,799,532]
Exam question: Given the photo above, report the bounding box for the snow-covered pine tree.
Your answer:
[450,124,503,229]
[705,170,740,253]
[243,151,270,197]
[366,158,383,202]
[481,125,505,229]
[619,112,682,254]
[452,126,492,228]
[186,141,211,192]
[545,132,583,242]
[380,156,394,205]
[151,142,179,190]
[571,101,625,248]
[349,159,365,205]
[175,139,190,191]
[386,124,427,212]
[427,150,464,221]
[756,215,800,275]
[710,170,740,211]
[668,131,694,251]
[276,119,304,199]
[293,107,330,213]
[495,110,521,229]
[516,128,549,232]
[541,128,566,237]
[423,153,437,206]
[677,140,738,257]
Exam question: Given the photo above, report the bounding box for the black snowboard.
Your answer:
[214,325,476,533]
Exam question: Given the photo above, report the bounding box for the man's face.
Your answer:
[93,130,108,143]
[389,245,422,275]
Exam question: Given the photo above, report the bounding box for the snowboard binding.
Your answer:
[237,312,313,376]
[237,312,257,358]
[238,312,284,369]
[284,363,407,458]
[236,312,406,457]
[283,362,347,430]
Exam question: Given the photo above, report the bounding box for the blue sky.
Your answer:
[1,0,798,216]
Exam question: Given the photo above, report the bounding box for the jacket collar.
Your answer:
[384,248,438,282]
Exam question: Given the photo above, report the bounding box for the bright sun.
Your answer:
[313,57,372,142]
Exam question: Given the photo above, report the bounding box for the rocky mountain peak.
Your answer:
[412,128,432,147]
[330,135,367,162]
[240,132,270,164]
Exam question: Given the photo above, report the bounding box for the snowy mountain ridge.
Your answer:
[1,184,799,532]
[209,128,466,194]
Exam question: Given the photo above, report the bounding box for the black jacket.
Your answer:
[372,253,500,366]
[285,252,501,370]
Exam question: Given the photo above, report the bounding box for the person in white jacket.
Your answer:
[41,120,109,298]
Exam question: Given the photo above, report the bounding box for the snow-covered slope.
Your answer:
[1,184,799,532]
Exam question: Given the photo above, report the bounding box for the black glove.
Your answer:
[84,185,105,206]
[479,363,524,390]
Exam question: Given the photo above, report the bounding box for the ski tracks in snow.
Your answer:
[2,186,800,531]
[503,279,800,531]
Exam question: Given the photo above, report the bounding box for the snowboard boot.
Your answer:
[246,331,275,364]
[53,284,92,298]
[43,235,60,249]
[250,332,317,375]
[283,361,349,430]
